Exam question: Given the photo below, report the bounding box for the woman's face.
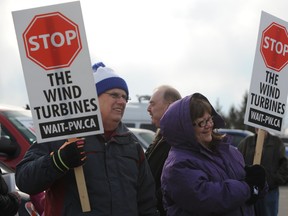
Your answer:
[193,111,214,147]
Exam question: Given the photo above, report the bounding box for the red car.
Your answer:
[0,105,39,215]
[0,105,35,171]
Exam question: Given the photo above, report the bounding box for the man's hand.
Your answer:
[51,138,86,172]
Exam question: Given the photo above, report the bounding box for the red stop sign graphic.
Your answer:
[260,22,288,72]
[23,12,82,70]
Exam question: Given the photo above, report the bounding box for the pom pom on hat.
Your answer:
[92,62,129,97]
[92,62,106,71]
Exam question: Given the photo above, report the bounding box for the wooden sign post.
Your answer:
[68,137,90,212]
[74,166,90,211]
[253,129,266,165]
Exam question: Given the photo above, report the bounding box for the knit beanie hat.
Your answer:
[92,62,129,97]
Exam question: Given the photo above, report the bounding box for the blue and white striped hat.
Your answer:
[92,62,129,97]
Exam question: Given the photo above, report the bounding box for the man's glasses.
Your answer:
[193,116,214,128]
[104,92,130,102]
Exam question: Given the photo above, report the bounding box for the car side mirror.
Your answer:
[0,136,17,156]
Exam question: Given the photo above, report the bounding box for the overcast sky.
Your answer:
[1,0,288,116]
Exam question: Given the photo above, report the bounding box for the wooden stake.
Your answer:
[253,129,265,165]
[74,166,91,212]
[68,138,91,212]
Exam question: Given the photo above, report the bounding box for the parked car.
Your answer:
[217,129,288,157]
[122,102,156,132]
[216,128,254,148]
[0,105,35,170]
[128,127,155,151]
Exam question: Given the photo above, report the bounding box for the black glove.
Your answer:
[51,138,86,172]
[244,164,266,205]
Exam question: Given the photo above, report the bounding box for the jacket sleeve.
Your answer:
[0,176,20,216]
[137,145,159,216]
[274,140,288,186]
[15,141,65,194]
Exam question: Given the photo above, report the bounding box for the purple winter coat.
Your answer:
[160,94,255,216]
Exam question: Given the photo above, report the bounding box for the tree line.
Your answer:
[215,91,254,132]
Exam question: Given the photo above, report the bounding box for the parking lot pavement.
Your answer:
[279,186,288,216]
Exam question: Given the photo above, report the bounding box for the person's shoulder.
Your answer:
[114,125,141,146]
[269,134,284,145]
[237,135,254,151]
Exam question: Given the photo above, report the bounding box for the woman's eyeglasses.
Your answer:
[193,116,214,128]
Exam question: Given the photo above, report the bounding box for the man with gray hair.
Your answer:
[146,85,181,216]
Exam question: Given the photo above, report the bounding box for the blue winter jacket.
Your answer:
[160,94,255,216]
[16,123,159,216]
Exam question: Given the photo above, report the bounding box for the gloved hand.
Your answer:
[244,164,266,205]
[51,138,86,172]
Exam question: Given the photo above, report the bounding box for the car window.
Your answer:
[0,124,18,145]
[0,110,36,145]
[124,123,136,128]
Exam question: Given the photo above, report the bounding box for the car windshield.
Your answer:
[1,109,36,145]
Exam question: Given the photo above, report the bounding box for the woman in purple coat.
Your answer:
[160,93,267,216]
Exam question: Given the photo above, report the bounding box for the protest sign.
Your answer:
[245,11,288,164]
[13,1,103,143]
[245,11,288,134]
[13,1,101,211]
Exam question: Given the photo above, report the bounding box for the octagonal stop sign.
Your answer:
[260,22,288,72]
[23,12,82,70]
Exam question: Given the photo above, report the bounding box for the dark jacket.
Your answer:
[0,170,20,216]
[160,94,256,216]
[145,130,170,216]
[238,133,288,189]
[16,123,159,216]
